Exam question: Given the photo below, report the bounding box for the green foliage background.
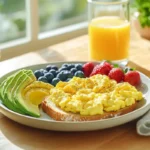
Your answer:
[134,0,150,27]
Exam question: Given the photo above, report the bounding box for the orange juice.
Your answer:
[89,16,130,61]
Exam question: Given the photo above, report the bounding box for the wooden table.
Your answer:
[0,28,150,150]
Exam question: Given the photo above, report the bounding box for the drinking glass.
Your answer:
[88,0,130,65]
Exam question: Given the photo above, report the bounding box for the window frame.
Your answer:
[0,0,87,61]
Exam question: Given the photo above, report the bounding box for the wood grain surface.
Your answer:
[0,28,150,150]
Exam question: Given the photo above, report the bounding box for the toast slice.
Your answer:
[41,98,137,121]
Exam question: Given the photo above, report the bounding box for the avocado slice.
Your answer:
[0,79,7,100]
[0,76,18,110]
[11,70,35,114]
[3,70,27,113]
[3,70,30,113]
[0,69,40,117]
[0,79,8,106]
[0,70,24,100]
[14,72,40,117]
[3,77,20,112]
[0,75,14,100]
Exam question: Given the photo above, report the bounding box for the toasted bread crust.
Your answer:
[41,99,137,121]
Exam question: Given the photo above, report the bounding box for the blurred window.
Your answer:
[39,0,87,33]
[0,0,87,44]
[0,0,87,60]
[0,0,26,44]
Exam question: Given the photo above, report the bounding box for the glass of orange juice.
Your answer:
[88,0,130,65]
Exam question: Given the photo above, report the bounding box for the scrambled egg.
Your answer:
[48,74,143,115]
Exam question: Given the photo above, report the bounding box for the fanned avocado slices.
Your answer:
[0,69,40,117]
[0,79,11,107]
[0,79,8,101]
[14,73,40,117]
[0,75,17,110]
[3,76,22,113]
[3,70,33,114]
[11,70,35,114]
[0,76,15,100]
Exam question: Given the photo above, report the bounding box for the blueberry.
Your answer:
[70,68,77,75]
[51,65,58,71]
[75,64,83,71]
[39,69,48,75]
[56,70,60,75]
[67,71,73,78]
[46,65,52,71]
[49,69,57,77]
[44,73,54,82]
[60,70,69,74]
[62,63,68,68]
[66,78,72,82]
[51,78,60,86]
[61,70,72,77]
[74,71,85,78]
[59,67,68,72]
[68,64,75,70]
[34,70,44,79]
[38,76,48,83]
[61,70,73,78]
[56,72,67,81]
[43,70,48,74]
[39,69,46,73]
[40,69,45,72]
[60,70,73,78]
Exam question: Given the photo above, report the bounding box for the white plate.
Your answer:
[0,62,150,131]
